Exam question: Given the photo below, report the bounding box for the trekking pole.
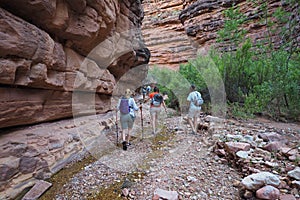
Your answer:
[140,102,144,140]
[116,109,119,146]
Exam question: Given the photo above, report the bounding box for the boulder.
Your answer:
[225,142,251,154]
[241,172,280,191]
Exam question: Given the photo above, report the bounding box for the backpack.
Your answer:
[119,97,130,114]
[151,93,163,107]
[193,91,203,106]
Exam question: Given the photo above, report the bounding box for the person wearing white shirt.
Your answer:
[187,85,202,134]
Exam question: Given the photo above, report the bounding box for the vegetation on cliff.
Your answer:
[150,1,300,121]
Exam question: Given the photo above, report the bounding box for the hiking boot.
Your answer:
[122,141,127,150]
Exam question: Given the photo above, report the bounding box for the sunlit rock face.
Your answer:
[142,0,198,70]
[143,0,299,69]
[180,0,300,52]
[0,1,149,199]
[0,0,150,129]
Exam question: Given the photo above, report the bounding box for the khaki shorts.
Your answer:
[120,113,134,129]
[150,106,161,117]
[188,106,201,118]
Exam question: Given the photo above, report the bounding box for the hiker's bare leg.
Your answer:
[155,113,159,132]
[153,114,156,133]
[187,118,195,133]
[194,116,198,133]
[122,130,126,141]
[126,128,131,143]
[151,113,156,134]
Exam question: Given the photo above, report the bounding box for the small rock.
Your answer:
[256,185,280,200]
[258,132,285,142]
[21,180,52,200]
[281,147,298,156]
[290,188,299,196]
[291,180,300,188]
[236,150,249,159]
[243,190,253,198]
[225,142,251,154]
[214,148,226,156]
[287,167,300,180]
[154,188,178,200]
[233,180,241,187]
[152,194,160,200]
[265,161,279,168]
[263,141,283,152]
[187,176,197,182]
[122,188,129,197]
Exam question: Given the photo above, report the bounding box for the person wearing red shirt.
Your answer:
[149,86,167,134]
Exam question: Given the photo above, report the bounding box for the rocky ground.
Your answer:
[39,104,300,200]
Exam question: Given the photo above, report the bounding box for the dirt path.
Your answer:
[41,111,242,200]
[40,105,300,200]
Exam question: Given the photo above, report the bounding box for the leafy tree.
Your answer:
[181,2,300,120]
[147,66,191,111]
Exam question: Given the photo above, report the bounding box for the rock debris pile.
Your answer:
[210,116,300,200]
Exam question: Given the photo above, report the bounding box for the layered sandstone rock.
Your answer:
[179,0,299,52]
[0,1,149,198]
[0,0,150,129]
[142,0,197,69]
[0,113,116,200]
[143,0,299,69]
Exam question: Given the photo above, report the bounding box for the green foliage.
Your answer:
[148,3,299,121]
[217,6,247,45]
[148,67,190,109]
[178,61,205,89]
[180,3,300,120]
[179,53,228,117]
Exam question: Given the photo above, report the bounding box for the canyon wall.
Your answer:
[179,0,298,51]
[142,0,299,69]
[142,0,198,69]
[0,0,149,199]
[0,0,150,129]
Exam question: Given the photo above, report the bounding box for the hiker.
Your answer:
[117,88,140,150]
[187,84,203,134]
[162,91,169,101]
[146,85,151,95]
[142,86,147,101]
[149,86,167,134]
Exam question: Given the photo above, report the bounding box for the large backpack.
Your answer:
[119,97,130,114]
[151,93,163,107]
[193,91,204,106]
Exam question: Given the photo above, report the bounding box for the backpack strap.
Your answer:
[128,98,133,109]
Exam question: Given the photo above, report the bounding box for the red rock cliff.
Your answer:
[179,0,300,51]
[0,0,150,129]
[142,0,198,69]
[142,0,299,69]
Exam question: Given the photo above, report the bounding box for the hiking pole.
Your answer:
[140,102,144,140]
[116,109,119,146]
